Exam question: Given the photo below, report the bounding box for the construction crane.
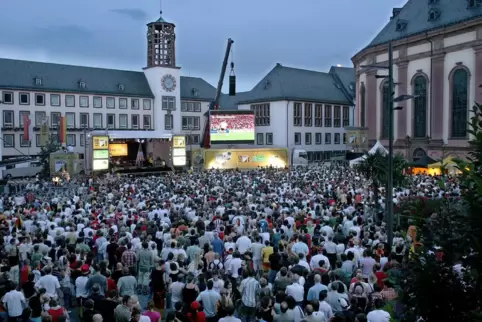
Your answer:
[201,38,235,148]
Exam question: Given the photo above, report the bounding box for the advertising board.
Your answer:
[109,143,128,157]
[93,159,109,171]
[204,148,288,169]
[93,136,109,150]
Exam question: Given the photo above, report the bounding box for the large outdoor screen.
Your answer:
[209,110,255,144]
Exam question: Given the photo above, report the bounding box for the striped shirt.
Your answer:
[240,277,260,308]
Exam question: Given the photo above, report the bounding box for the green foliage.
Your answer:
[355,149,409,188]
[39,137,60,178]
[400,103,482,322]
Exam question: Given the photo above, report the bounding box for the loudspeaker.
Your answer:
[229,75,236,96]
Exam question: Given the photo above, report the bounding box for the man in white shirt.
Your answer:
[250,237,264,272]
[35,266,60,299]
[228,252,242,279]
[286,277,304,305]
[235,235,251,255]
[3,283,25,319]
[366,299,391,322]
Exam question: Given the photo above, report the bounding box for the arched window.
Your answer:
[381,82,390,139]
[360,84,366,127]
[413,76,427,138]
[451,69,469,138]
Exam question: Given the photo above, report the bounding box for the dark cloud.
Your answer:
[110,8,148,21]
[0,0,408,90]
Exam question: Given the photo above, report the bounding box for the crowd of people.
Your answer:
[0,165,460,322]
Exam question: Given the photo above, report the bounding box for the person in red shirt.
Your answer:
[373,263,388,289]
[187,302,206,322]
[47,299,68,322]
[20,259,31,286]
[105,271,117,291]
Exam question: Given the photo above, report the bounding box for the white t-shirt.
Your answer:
[367,309,391,322]
[236,236,252,255]
[35,274,60,298]
[3,290,25,317]
[219,317,242,322]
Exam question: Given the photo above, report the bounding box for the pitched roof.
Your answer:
[236,63,353,105]
[329,66,356,101]
[0,58,215,100]
[366,0,482,49]
[0,58,154,97]
[179,76,216,101]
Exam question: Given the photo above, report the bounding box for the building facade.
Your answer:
[352,0,482,160]
[0,14,355,161]
[229,64,356,162]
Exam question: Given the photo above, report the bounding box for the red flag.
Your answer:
[23,114,30,141]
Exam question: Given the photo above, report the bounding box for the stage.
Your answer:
[112,165,174,175]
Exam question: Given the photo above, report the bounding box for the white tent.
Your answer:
[349,141,388,167]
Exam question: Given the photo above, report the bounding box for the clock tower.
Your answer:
[143,11,181,133]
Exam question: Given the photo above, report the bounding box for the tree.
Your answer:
[400,103,482,321]
[38,137,60,178]
[355,150,409,203]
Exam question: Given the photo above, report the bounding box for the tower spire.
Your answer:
[160,0,162,15]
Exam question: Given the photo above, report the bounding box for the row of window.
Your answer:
[180,102,202,112]
[293,103,350,127]
[6,132,205,149]
[1,91,153,110]
[3,111,151,129]
[294,132,346,145]
[181,116,201,130]
[362,67,471,139]
[250,103,350,127]
[308,150,346,162]
[186,134,201,145]
[3,133,88,148]
[254,132,347,145]
[255,133,274,145]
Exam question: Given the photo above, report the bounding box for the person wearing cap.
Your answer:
[75,264,90,316]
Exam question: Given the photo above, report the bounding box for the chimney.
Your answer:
[390,8,402,20]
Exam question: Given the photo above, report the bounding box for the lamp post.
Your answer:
[361,42,418,251]
[405,135,412,161]
[188,125,194,167]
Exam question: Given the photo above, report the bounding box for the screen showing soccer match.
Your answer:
[209,110,255,144]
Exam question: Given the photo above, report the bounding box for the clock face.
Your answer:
[161,74,176,92]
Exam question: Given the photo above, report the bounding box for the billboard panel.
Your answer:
[93,136,109,150]
[93,159,109,171]
[109,144,128,157]
[204,148,288,169]
[209,110,255,144]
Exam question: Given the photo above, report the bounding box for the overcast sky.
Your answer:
[0,0,407,91]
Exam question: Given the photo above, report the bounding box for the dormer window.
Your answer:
[468,0,482,8]
[191,88,199,97]
[428,8,441,21]
[79,81,86,89]
[118,84,125,91]
[396,19,407,32]
[34,78,42,86]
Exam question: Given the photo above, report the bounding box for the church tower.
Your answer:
[146,16,176,67]
[143,9,181,135]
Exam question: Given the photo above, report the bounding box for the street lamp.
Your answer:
[188,125,194,167]
[361,42,418,251]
